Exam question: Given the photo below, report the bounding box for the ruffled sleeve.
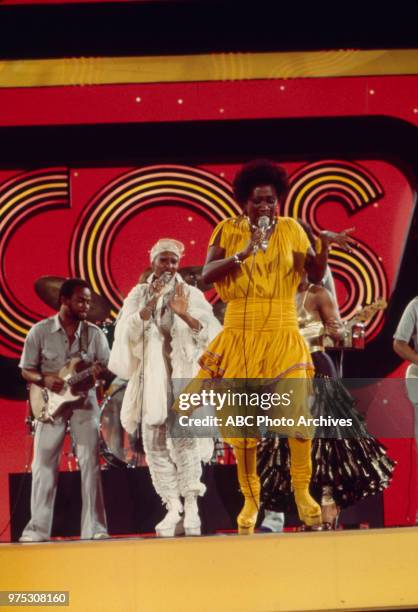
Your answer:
[186,285,222,350]
[208,218,235,250]
[108,284,149,380]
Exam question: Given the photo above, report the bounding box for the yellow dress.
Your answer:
[198,215,313,379]
[196,216,314,442]
[194,215,321,530]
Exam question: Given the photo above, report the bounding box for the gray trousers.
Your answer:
[22,404,107,541]
[412,404,418,444]
[405,368,418,444]
[141,422,205,504]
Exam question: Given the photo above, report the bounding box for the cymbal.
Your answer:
[34,276,112,322]
[178,265,213,292]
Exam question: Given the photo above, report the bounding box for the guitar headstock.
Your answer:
[352,298,388,323]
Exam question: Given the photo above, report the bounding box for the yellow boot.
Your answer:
[288,438,321,528]
[233,439,260,535]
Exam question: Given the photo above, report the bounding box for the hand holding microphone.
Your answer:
[253,215,270,253]
[141,271,173,320]
[149,271,172,298]
[239,215,270,260]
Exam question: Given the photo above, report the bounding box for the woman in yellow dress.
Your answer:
[198,160,354,534]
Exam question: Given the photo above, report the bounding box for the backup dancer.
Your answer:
[259,267,396,529]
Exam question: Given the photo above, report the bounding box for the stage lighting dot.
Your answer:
[188,216,193,222]
[219,108,225,113]
[413,108,418,114]
[373,203,379,208]
[280,85,286,91]
[382,399,388,404]
[177,99,184,105]
[190,240,196,245]
[135,97,141,103]
[220,172,225,177]
[369,89,375,95]
[378,256,383,261]
[74,172,79,177]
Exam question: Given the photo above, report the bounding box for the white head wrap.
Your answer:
[149,238,185,263]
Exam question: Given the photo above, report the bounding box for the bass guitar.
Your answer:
[30,358,98,422]
[325,298,387,348]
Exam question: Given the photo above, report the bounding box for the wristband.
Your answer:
[233,253,243,265]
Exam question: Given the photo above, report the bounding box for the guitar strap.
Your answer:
[80,321,89,360]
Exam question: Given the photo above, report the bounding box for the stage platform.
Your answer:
[1,527,418,612]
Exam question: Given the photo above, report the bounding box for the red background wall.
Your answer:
[1,72,418,540]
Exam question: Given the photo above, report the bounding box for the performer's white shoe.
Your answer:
[155,499,184,537]
[92,532,110,540]
[18,534,47,543]
[183,494,201,536]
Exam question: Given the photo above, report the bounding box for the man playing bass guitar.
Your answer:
[19,278,109,542]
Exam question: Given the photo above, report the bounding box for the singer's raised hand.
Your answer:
[321,227,356,252]
[169,283,189,316]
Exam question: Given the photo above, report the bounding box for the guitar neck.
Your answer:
[68,366,95,386]
[349,301,387,324]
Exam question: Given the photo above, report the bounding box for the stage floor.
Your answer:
[1,527,418,612]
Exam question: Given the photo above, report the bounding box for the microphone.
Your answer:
[149,271,172,298]
[258,215,270,231]
[253,215,270,253]
[160,271,172,285]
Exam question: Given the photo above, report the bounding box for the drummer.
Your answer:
[108,238,221,537]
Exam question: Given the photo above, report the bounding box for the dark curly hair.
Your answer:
[232,159,289,206]
[58,278,90,306]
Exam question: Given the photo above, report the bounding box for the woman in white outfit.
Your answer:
[108,239,221,536]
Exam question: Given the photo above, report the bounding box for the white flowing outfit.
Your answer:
[108,274,221,504]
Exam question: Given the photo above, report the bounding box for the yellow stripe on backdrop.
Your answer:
[0,49,418,88]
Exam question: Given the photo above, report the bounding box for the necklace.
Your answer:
[246,216,277,252]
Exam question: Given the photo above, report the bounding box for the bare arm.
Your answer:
[393,339,418,366]
[202,244,239,284]
[202,227,264,284]
[22,368,65,392]
[305,244,327,284]
[316,287,344,340]
[305,228,356,284]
